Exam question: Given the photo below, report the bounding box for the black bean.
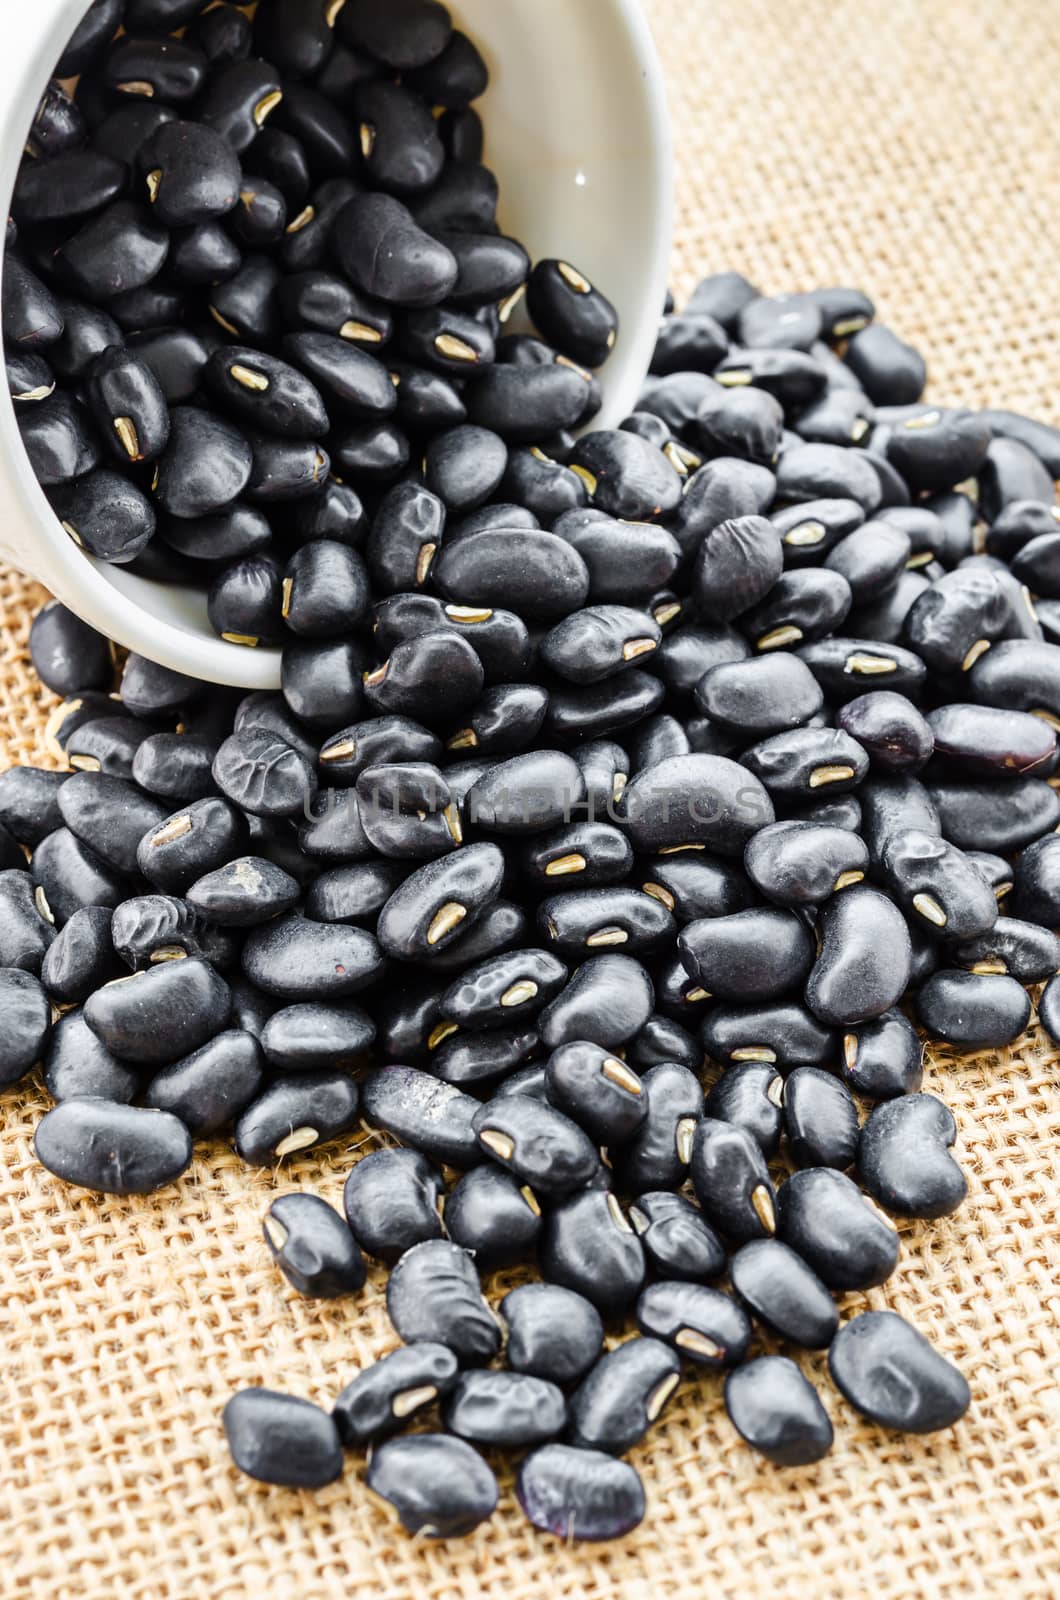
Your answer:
[567,1336,680,1455]
[134,796,245,893]
[361,1065,479,1167]
[856,1092,966,1220]
[729,1237,838,1349]
[835,691,933,776]
[144,1028,264,1135]
[0,870,54,973]
[261,1191,366,1298]
[224,1389,343,1488]
[617,752,774,856]
[240,911,382,1001]
[470,1093,599,1199]
[639,853,756,923]
[775,443,882,513]
[636,1281,750,1368]
[234,1070,360,1163]
[703,1062,783,1156]
[0,968,50,1087]
[843,323,925,403]
[366,1433,497,1538]
[40,905,119,1007]
[341,1147,443,1264]
[3,256,64,351]
[84,956,231,1065]
[334,1343,459,1449]
[259,1001,375,1072]
[440,1370,566,1450]
[925,773,1059,854]
[840,1009,923,1101]
[329,192,456,309]
[689,1117,776,1244]
[443,1164,543,1270]
[744,821,867,907]
[777,1168,899,1290]
[979,435,1055,523]
[539,1188,645,1316]
[497,1284,603,1389]
[49,470,156,564]
[111,893,216,969]
[18,392,102,486]
[14,149,127,228]
[516,1443,645,1542]
[35,1097,192,1194]
[915,969,1031,1048]
[828,1310,970,1433]
[56,772,166,877]
[625,1195,722,1286]
[805,884,912,1026]
[724,1357,834,1467]
[43,1010,138,1105]
[679,908,813,1003]
[31,826,128,925]
[386,1238,500,1364]
[537,953,655,1051]
[781,1066,859,1171]
[954,917,1059,982]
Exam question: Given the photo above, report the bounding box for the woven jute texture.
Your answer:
[3,2,1060,1596]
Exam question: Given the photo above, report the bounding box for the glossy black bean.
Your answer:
[330,193,456,309]
[46,469,153,564]
[342,1146,444,1263]
[695,652,824,738]
[367,1433,497,1538]
[442,1165,543,1270]
[538,1187,644,1316]
[14,149,126,228]
[516,1443,645,1543]
[563,429,681,522]
[386,1237,500,1364]
[54,772,164,878]
[927,702,1055,779]
[724,1357,833,1467]
[41,1009,135,1104]
[39,905,117,1007]
[829,1311,970,1433]
[206,253,280,344]
[743,821,866,908]
[689,1117,776,1245]
[31,825,129,925]
[496,1284,604,1389]
[55,0,123,75]
[839,1008,923,1101]
[743,569,853,654]
[333,1343,459,1449]
[522,259,617,369]
[537,952,655,1051]
[915,968,1031,1049]
[979,435,1055,523]
[35,1097,192,1195]
[420,426,505,516]
[184,859,300,934]
[469,1093,597,1199]
[437,948,565,1032]
[877,828,997,942]
[597,1062,697,1195]
[729,1238,837,1350]
[805,883,911,1027]
[446,681,548,757]
[224,1388,342,1489]
[794,636,928,704]
[855,1092,965,1221]
[777,1167,899,1290]
[0,870,55,974]
[56,200,168,307]
[240,910,382,1001]
[538,606,659,686]
[133,796,244,894]
[926,774,1060,854]
[0,771,67,850]
[538,1041,644,1146]
[143,1028,264,1135]
[637,1282,751,1370]
[617,752,774,857]
[543,672,665,743]
[780,1066,858,1171]
[566,1336,679,1455]
[7,350,55,408]
[185,1,250,66]
[433,527,589,624]
[120,327,205,405]
[955,914,1060,981]
[281,637,366,730]
[67,715,159,780]
[691,385,784,468]
[149,406,250,520]
[702,1062,783,1156]
[884,406,992,491]
[360,633,482,729]
[835,691,934,776]
[17,390,102,486]
[538,886,674,960]
[3,256,65,353]
[678,908,813,1004]
[110,893,219,970]
[234,1070,360,1163]
[773,443,882,513]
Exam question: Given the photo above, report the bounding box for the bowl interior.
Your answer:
[0,0,671,687]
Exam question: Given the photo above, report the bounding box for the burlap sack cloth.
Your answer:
[3,2,1059,1595]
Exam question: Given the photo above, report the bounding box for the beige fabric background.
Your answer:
[3,2,1060,1596]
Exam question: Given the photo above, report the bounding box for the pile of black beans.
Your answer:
[5,0,616,646]
[4,0,1060,1555]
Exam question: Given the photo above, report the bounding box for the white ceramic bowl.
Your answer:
[0,0,672,687]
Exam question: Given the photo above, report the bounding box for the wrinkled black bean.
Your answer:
[333,1342,459,1448]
